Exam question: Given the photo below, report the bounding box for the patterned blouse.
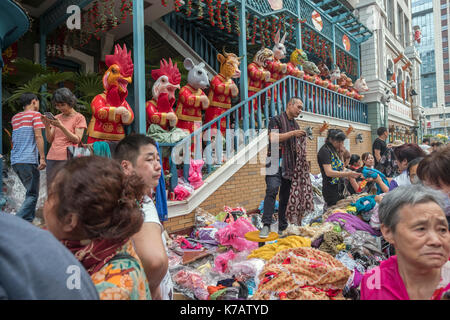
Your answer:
[91,241,151,300]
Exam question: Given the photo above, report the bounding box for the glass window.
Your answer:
[443,15,448,20]
[443,25,449,31]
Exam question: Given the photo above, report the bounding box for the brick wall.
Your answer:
[163,122,372,233]
[298,120,372,174]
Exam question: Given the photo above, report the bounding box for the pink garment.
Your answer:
[46,112,87,160]
[188,159,204,189]
[360,256,450,300]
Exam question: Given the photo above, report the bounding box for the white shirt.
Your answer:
[141,196,174,300]
[392,170,411,187]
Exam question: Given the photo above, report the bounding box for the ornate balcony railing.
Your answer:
[160,75,368,192]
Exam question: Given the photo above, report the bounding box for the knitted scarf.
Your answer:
[286,136,315,225]
[279,112,299,180]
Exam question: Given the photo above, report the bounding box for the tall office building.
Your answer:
[413,0,449,136]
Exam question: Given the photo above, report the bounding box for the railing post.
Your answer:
[239,0,249,143]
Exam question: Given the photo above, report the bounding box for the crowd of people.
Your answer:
[1,93,449,300]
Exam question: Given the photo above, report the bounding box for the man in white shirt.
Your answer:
[113,134,173,300]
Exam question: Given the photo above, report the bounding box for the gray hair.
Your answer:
[52,87,78,108]
[379,185,446,232]
[288,97,302,105]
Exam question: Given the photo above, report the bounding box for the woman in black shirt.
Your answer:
[317,129,361,207]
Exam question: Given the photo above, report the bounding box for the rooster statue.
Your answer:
[146,58,181,131]
[87,44,134,143]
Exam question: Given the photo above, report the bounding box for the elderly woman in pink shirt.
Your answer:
[360,185,450,300]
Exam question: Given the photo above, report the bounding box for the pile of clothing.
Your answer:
[169,177,389,300]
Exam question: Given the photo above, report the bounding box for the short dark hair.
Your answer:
[113,134,157,165]
[19,93,38,109]
[431,141,443,147]
[422,138,430,144]
[393,143,426,164]
[407,157,423,175]
[52,87,77,108]
[377,127,387,136]
[417,145,450,187]
[326,129,346,143]
[349,154,360,166]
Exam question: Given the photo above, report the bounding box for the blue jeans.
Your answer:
[12,163,40,222]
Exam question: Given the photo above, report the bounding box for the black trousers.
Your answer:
[262,168,291,231]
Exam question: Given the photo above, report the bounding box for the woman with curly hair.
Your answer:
[43,156,150,300]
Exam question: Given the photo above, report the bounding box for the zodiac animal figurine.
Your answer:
[176,58,210,134]
[146,58,181,131]
[286,48,306,79]
[87,44,135,143]
[205,49,241,136]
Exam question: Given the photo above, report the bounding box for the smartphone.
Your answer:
[44,112,56,120]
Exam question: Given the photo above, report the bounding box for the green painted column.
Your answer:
[366,101,386,142]
[295,0,303,50]
[133,0,146,134]
[239,0,249,142]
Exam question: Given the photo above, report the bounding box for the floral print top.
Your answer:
[91,241,151,300]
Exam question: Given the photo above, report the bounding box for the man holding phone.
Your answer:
[10,93,46,223]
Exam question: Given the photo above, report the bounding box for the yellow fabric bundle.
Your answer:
[247,236,311,260]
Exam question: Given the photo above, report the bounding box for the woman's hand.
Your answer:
[49,118,63,129]
[347,171,362,179]
[41,115,51,127]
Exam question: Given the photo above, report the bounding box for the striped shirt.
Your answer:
[11,111,45,165]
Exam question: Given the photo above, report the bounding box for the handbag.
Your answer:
[67,142,92,159]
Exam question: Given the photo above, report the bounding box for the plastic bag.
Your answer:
[224,206,247,220]
[188,159,204,190]
[228,258,266,281]
[215,217,258,252]
[173,268,210,300]
[214,250,236,273]
[195,207,216,227]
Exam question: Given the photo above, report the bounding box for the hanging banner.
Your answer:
[312,10,323,32]
[343,35,351,51]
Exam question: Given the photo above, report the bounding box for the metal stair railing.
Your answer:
[160,75,368,192]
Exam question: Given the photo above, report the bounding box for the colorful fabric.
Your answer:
[247,236,311,261]
[253,247,351,300]
[92,141,111,158]
[326,212,381,236]
[361,256,450,300]
[286,135,314,225]
[47,112,87,160]
[285,222,335,241]
[318,231,345,257]
[279,112,300,180]
[11,111,45,165]
[63,239,151,300]
[361,167,390,195]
